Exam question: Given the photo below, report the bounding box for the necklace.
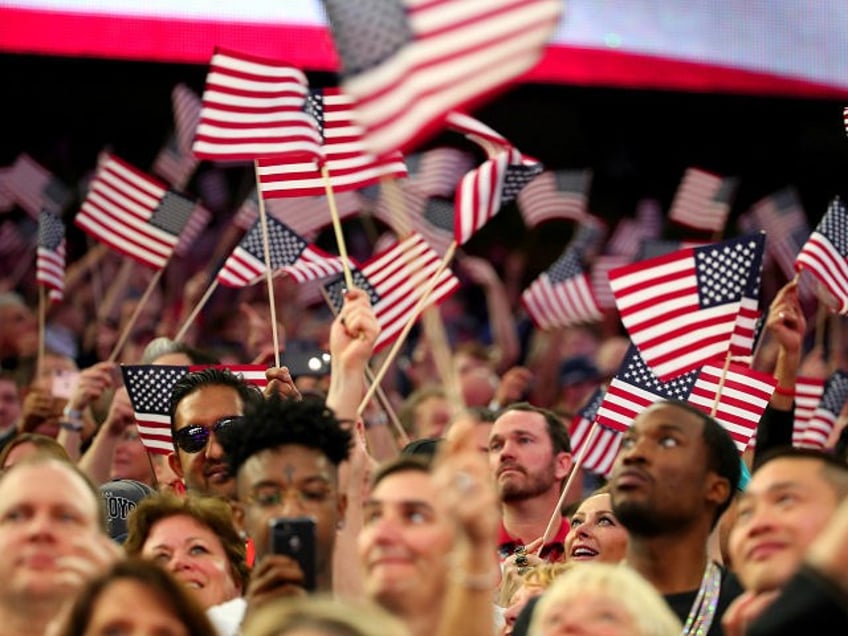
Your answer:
[681,561,722,636]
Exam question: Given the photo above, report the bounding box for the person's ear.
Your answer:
[336,492,348,531]
[167,451,184,479]
[705,472,731,510]
[554,451,573,481]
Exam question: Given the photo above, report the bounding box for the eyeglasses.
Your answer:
[173,416,242,454]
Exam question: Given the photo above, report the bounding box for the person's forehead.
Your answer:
[0,462,98,513]
[633,403,703,434]
[372,470,436,503]
[242,445,333,482]
[176,385,243,418]
[492,410,546,434]
[748,457,829,493]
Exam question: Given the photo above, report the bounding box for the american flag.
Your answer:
[0,220,29,260]
[517,169,591,228]
[668,167,738,233]
[406,146,475,198]
[322,0,562,156]
[172,83,203,155]
[152,133,200,190]
[122,364,268,455]
[455,148,543,245]
[36,209,66,301]
[173,204,212,258]
[370,182,456,255]
[748,188,809,280]
[445,111,509,156]
[217,215,345,287]
[796,371,848,449]
[74,154,195,270]
[792,376,826,446]
[596,345,776,452]
[795,196,848,314]
[0,168,15,213]
[233,188,360,238]
[522,246,603,329]
[591,255,630,311]
[607,200,664,259]
[609,233,766,380]
[256,87,407,197]
[728,232,766,357]
[569,389,622,477]
[323,232,460,353]
[192,48,323,162]
[4,154,72,218]
[569,215,608,259]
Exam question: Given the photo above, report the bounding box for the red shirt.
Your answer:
[497,516,570,562]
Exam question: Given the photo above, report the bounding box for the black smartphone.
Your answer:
[281,349,331,378]
[269,516,317,591]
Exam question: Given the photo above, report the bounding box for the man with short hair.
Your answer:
[0,455,121,635]
[219,394,351,598]
[488,402,573,561]
[167,368,263,500]
[723,447,848,633]
[609,399,743,635]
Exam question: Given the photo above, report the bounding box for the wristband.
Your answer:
[62,406,83,422]
[60,419,84,433]
[773,385,795,398]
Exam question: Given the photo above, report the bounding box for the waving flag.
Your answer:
[322,0,562,156]
[323,232,460,352]
[152,133,200,189]
[517,169,591,228]
[406,146,475,198]
[172,83,203,155]
[4,153,71,218]
[729,232,766,357]
[75,154,195,270]
[609,233,766,380]
[668,167,738,233]
[795,196,848,314]
[173,204,212,258]
[257,87,407,197]
[37,209,66,301]
[796,371,848,449]
[748,188,809,280]
[522,246,603,329]
[569,389,622,477]
[792,376,827,446]
[370,182,456,255]
[192,48,322,162]
[122,364,267,455]
[217,215,345,287]
[591,255,630,311]
[596,345,776,452]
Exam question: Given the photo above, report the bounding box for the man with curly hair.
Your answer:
[218,394,352,601]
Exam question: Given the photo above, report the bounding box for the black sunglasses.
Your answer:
[173,416,242,454]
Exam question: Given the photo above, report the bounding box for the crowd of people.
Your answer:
[0,208,846,636]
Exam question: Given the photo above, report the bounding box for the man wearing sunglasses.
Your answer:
[168,368,263,500]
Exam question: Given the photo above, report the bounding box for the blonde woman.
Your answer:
[529,563,681,636]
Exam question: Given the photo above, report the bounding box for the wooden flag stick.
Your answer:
[37,285,47,377]
[357,240,458,418]
[174,278,220,343]
[107,267,165,363]
[321,165,354,291]
[254,161,281,368]
[710,349,735,417]
[538,418,599,552]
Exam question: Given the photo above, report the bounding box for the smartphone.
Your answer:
[281,349,331,379]
[51,370,80,400]
[269,516,317,591]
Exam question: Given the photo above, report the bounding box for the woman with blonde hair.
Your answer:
[529,563,682,636]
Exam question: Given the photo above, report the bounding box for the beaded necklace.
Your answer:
[681,561,722,636]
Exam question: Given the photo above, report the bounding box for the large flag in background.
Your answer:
[75,154,195,270]
[792,376,826,446]
[217,215,346,287]
[322,0,562,156]
[517,169,592,228]
[795,196,848,314]
[256,87,407,197]
[609,233,766,380]
[233,188,360,237]
[595,344,776,452]
[521,245,603,329]
[36,209,66,301]
[796,371,848,449]
[122,364,267,455]
[192,48,323,162]
[323,232,460,352]
[747,188,809,280]
[2,153,72,218]
[569,389,622,477]
[668,167,738,233]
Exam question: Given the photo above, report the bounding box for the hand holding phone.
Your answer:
[269,516,317,592]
